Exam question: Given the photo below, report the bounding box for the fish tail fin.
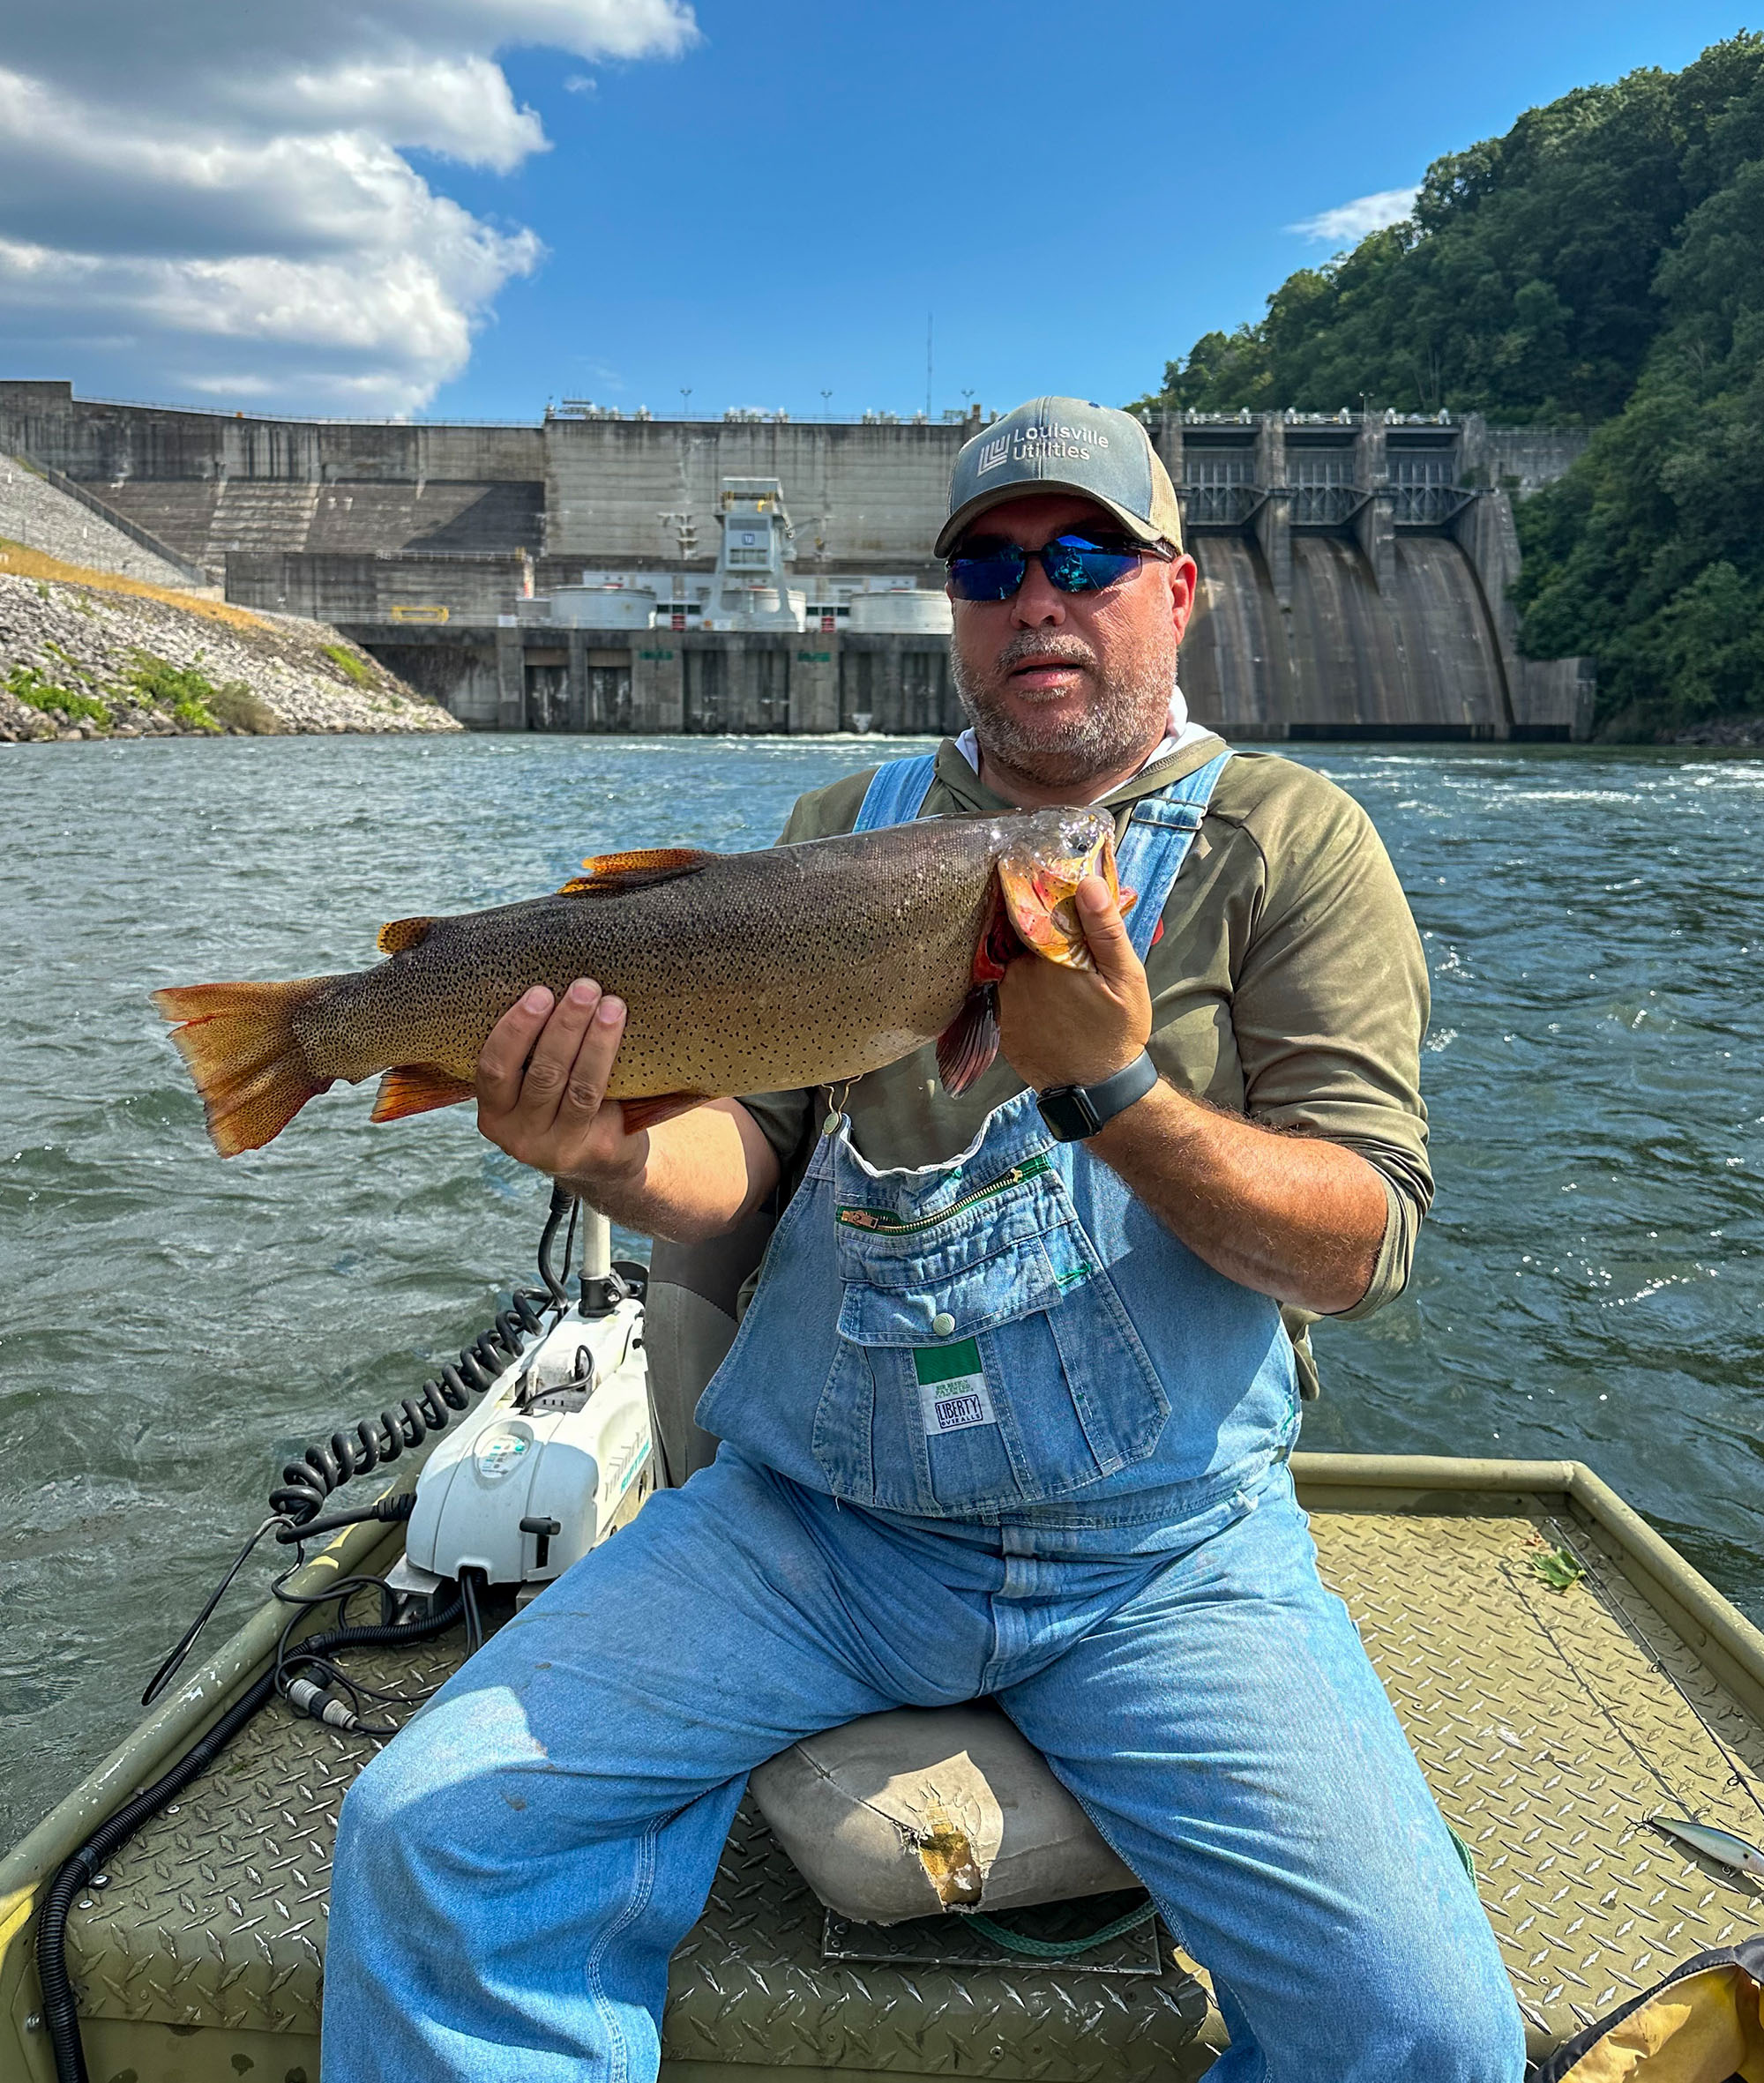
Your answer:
[151,978,333,1156]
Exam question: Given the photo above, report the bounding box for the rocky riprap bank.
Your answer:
[0,551,460,743]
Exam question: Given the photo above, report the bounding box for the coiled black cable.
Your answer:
[38,1590,465,2083]
[267,1185,579,1529]
[266,1288,549,1528]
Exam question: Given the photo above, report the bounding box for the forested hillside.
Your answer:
[1137,35,1764,735]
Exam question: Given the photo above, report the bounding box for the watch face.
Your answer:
[1036,1087,1096,1142]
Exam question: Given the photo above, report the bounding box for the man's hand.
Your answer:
[997,876,1151,1093]
[999,877,1386,1312]
[474,978,782,1245]
[475,978,647,1189]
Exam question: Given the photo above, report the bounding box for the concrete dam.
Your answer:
[0,382,1592,738]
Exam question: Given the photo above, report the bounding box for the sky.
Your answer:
[0,1,1755,423]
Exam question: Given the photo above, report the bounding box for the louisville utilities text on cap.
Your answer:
[935,396,1185,558]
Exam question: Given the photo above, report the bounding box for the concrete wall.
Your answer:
[542,416,971,576]
[343,623,960,736]
[229,549,553,621]
[0,381,543,485]
[1181,526,1516,737]
[1459,417,1592,497]
[291,487,1590,741]
[108,480,547,571]
[4,384,1600,736]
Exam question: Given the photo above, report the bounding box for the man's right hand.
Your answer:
[475,978,647,1190]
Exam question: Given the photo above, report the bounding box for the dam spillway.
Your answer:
[0,383,1591,739]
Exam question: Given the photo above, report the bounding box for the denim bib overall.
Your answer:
[699,750,1302,1539]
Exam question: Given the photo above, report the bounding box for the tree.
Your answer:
[1135,34,1764,730]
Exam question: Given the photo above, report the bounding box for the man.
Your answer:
[325,399,1524,2080]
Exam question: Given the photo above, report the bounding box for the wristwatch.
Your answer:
[1035,1051,1159,1142]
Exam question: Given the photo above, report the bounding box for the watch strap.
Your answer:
[1036,1051,1158,1142]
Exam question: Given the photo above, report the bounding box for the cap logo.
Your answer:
[975,416,1113,482]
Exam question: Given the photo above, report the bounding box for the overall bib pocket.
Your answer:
[811,1144,1171,1516]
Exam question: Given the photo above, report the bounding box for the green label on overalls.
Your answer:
[914,1339,996,1436]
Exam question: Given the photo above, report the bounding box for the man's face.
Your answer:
[946,493,1198,791]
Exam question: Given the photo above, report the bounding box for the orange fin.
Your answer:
[371,1064,476,1123]
[936,986,1000,1097]
[558,847,714,897]
[618,1091,709,1133]
[377,915,438,955]
[151,978,333,1157]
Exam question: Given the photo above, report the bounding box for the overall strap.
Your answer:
[1116,750,1232,960]
[853,753,938,832]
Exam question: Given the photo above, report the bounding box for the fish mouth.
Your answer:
[997,810,1134,970]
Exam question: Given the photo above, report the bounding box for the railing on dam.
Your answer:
[1180,482,1479,529]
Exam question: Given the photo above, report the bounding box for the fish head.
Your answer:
[995,808,1133,972]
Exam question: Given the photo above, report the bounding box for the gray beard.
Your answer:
[950,633,1176,790]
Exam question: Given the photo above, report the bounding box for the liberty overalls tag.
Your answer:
[914,1340,996,1435]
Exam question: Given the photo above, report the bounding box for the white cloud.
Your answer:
[0,1,696,414]
[1286,186,1419,247]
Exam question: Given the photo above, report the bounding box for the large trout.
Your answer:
[153,806,1130,1157]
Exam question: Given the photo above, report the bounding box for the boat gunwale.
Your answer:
[0,1488,416,1977]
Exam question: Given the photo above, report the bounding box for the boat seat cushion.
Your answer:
[748,1701,1140,1925]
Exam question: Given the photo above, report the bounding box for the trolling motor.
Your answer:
[385,1200,654,1615]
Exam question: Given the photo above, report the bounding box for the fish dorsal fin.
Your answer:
[377,915,437,955]
[558,847,715,897]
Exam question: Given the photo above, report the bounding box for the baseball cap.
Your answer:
[936,396,1184,558]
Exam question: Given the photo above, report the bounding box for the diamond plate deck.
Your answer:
[1314,1507,1764,2050]
[60,1502,1764,2072]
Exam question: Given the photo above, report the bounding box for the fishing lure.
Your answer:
[1648,1813,1764,1880]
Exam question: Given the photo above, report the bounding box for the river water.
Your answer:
[2,736,1760,1846]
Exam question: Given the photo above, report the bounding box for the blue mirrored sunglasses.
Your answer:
[946,530,1175,602]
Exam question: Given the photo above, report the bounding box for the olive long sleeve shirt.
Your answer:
[739,735,1431,1364]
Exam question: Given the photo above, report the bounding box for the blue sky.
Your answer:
[435,2,1758,422]
[0,1,1753,420]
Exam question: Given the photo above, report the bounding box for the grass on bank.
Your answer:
[0,538,269,634]
[4,649,288,735]
[321,641,374,687]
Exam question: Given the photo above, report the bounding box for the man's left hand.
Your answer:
[996,876,1152,1093]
